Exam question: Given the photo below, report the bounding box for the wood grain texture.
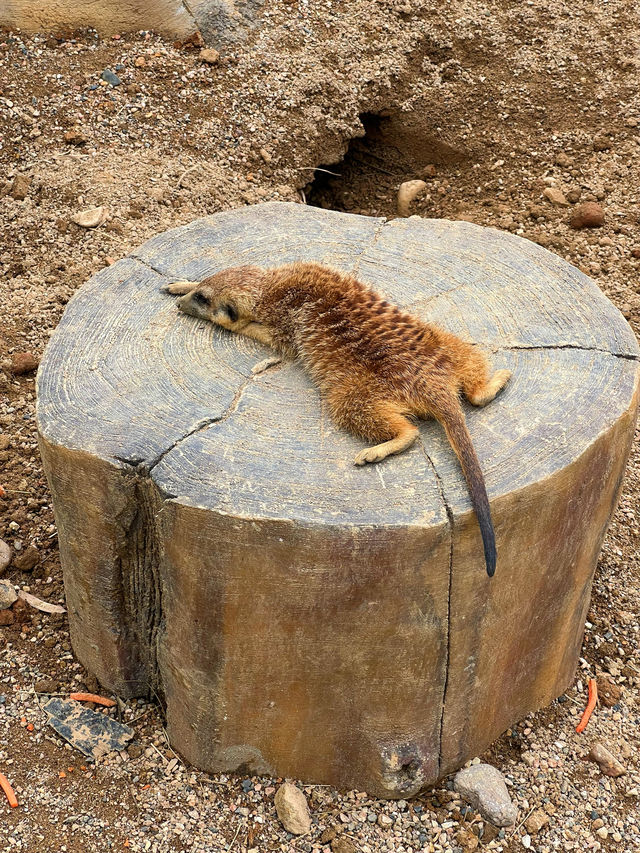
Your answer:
[36,202,639,796]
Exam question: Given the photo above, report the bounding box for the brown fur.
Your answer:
[165,262,511,576]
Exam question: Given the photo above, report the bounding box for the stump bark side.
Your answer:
[37,203,639,797]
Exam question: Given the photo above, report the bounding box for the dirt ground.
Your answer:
[1,1,639,851]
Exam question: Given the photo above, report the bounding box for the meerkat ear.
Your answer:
[164,280,200,295]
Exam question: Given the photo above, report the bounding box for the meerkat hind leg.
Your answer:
[353,406,419,466]
[466,368,512,406]
[164,280,200,295]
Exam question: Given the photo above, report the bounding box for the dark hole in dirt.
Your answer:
[305,111,468,218]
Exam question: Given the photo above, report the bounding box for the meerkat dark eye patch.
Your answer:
[192,292,210,307]
[224,304,238,323]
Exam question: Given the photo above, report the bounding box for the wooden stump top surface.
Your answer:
[37,202,639,527]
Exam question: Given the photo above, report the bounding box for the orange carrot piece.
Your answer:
[0,772,18,808]
[69,692,116,707]
[0,485,6,498]
[576,677,598,733]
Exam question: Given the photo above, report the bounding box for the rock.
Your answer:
[0,581,18,610]
[588,743,626,777]
[64,129,89,146]
[9,174,31,200]
[320,828,337,843]
[331,838,356,853]
[200,48,220,65]
[71,206,107,228]
[378,814,393,827]
[453,764,518,827]
[554,152,572,167]
[525,808,549,835]
[44,697,134,759]
[570,202,605,229]
[34,677,59,694]
[274,782,312,835]
[631,248,640,259]
[127,743,144,759]
[543,187,569,207]
[10,352,39,375]
[0,435,9,451]
[13,545,40,572]
[456,829,479,850]
[101,69,121,86]
[0,609,14,626]
[593,134,611,151]
[397,179,427,217]
[0,539,11,574]
[597,675,622,707]
[566,187,582,204]
[419,164,438,178]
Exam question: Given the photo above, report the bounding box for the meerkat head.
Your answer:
[176,265,266,329]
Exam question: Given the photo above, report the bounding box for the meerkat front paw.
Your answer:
[164,280,200,295]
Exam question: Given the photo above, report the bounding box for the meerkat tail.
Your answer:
[437,403,496,578]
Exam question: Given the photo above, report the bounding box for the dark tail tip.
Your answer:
[479,515,497,577]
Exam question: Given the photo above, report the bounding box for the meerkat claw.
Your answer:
[164,280,200,295]
[251,356,282,375]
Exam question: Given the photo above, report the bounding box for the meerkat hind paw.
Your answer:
[354,446,387,466]
[164,280,200,295]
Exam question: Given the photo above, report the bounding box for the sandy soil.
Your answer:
[1,1,639,851]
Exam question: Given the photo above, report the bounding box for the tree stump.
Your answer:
[37,202,639,797]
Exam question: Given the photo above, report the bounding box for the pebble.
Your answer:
[588,742,627,777]
[566,187,582,203]
[331,838,357,853]
[71,206,107,228]
[101,69,122,86]
[64,129,89,146]
[454,764,518,827]
[274,782,312,835]
[9,174,31,200]
[200,48,220,65]
[10,352,39,375]
[0,580,18,610]
[592,133,611,151]
[34,677,59,693]
[0,539,11,573]
[543,187,569,206]
[525,808,549,834]
[597,675,622,707]
[13,544,40,571]
[569,202,605,229]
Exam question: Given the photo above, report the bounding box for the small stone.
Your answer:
[0,609,14,626]
[10,352,39,375]
[127,743,144,759]
[554,152,572,167]
[596,827,608,840]
[630,248,640,259]
[592,134,611,151]
[378,813,393,827]
[588,742,626,777]
[543,187,569,207]
[522,835,531,849]
[454,764,518,827]
[570,202,605,229]
[525,809,549,835]
[597,675,622,707]
[274,782,312,835]
[13,545,40,572]
[566,187,582,204]
[0,580,18,610]
[456,828,479,851]
[34,677,59,694]
[592,819,605,830]
[0,540,11,573]
[331,838,356,853]
[419,164,438,178]
[320,828,337,843]
[200,48,220,65]
[0,436,9,451]
[9,174,31,200]
[259,147,272,163]
[71,206,107,228]
[101,69,121,86]
[64,129,89,145]
[612,832,623,843]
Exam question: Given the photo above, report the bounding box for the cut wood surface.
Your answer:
[37,202,639,797]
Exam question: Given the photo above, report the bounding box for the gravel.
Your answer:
[1,1,639,851]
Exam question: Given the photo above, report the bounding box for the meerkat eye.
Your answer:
[192,292,210,307]
[224,304,238,323]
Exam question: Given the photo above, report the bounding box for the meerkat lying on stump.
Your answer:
[165,262,511,576]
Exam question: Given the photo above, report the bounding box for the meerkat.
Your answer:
[165,262,511,577]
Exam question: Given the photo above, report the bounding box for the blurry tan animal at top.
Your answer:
[165,262,511,576]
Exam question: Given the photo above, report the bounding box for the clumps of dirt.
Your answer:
[1,0,640,850]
